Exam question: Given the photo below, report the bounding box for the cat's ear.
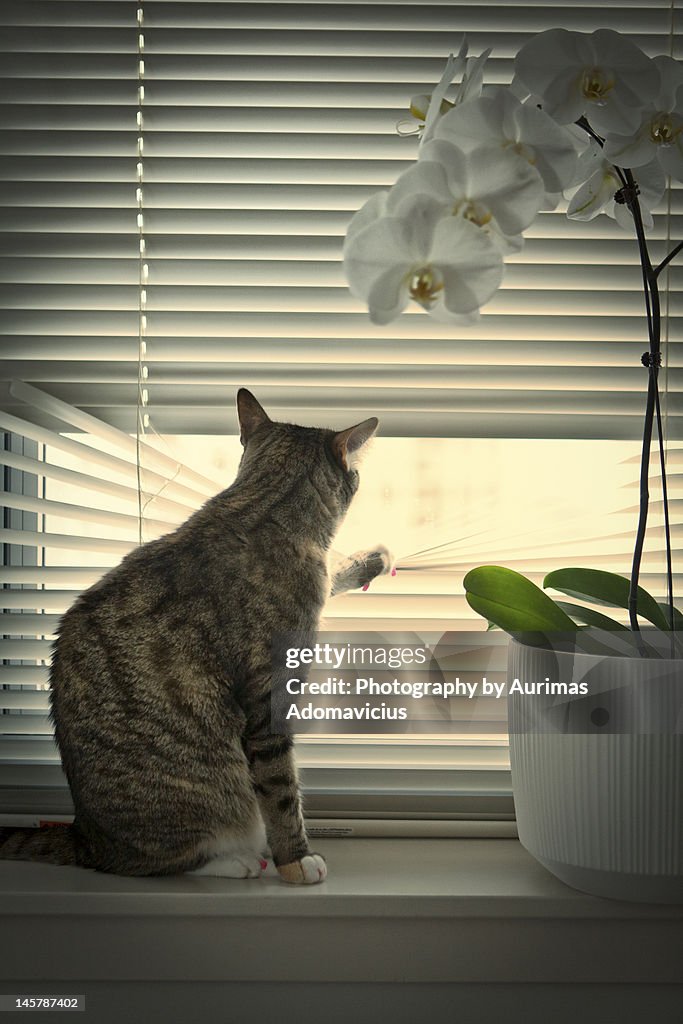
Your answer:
[331,417,378,472]
[237,388,271,445]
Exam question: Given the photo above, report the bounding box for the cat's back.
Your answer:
[50,479,327,699]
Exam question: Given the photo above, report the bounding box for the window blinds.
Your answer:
[1,0,681,825]
[0,0,680,440]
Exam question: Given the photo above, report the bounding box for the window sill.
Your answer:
[1,837,681,982]
[1,838,682,1024]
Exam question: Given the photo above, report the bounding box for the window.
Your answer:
[1,1,681,831]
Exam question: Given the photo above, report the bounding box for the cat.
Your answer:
[0,389,392,883]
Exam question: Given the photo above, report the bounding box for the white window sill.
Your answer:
[1,838,681,1022]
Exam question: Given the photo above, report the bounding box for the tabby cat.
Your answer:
[0,390,391,883]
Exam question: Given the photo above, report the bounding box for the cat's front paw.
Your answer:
[353,545,394,588]
[277,854,327,885]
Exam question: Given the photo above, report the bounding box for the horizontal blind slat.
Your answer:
[0,528,135,555]
[0,693,51,712]
[0,638,53,659]
[0,450,196,516]
[0,612,60,634]
[0,717,53,736]
[2,492,177,533]
[0,739,62,763]
[0,667,50,685]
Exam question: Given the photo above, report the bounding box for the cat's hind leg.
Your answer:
[189,853,264,878]
[188,808,270,878]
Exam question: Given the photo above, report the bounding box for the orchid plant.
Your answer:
[343,28,682,642]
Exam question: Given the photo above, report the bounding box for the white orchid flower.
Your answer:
[603,56,683,182]
[407,140,544,252]
[417,40,467,146]
[514,28,659,136]
[567,141,665,230]
[431,89,578,196]
[343,192,503,324]
[399,39,491,146]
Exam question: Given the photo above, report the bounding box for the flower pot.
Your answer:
[507,635,683,903]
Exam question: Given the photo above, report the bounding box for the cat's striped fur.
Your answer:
[0,390,390,882]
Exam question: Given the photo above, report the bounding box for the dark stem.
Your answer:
[654,384,675,630]
[655,238,683,279]
[620,170,675,633]
[575,118,678,636]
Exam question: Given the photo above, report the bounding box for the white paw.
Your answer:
[277,853,327,885]
[372,544,395,574]
[301,853,327,883]
[354,545,395,590]
[190,853,265,878]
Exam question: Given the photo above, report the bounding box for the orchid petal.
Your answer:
[603,127,656,170]
[343,216,416,302]
[428,301,481,325]
[514,101,579,191]
[463,146,544,235]
[540,192,562,212]
[345,191,389,244]
[488,229,525,255]
[509,74,531,102]
[433,94,505,153]
[611,198,653,233]
[653,55,683,110]
[631,159,666,209]
[400,193,453,260]
[588,88,647,137]
[569,139,603,187]
[457,48,492,106]
[420,39,468,149]
[386,161,453,216]
[542,68,588,125]
[515,29,585,104]
[567,167,620,221]
[590,28,659,95]
[409,94,432,122]
[657,137,683,181]
[430,217,504,313]
[367,267,411,325]
[419,138,470,195]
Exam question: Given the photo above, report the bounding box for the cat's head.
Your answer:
[236,388,378,520]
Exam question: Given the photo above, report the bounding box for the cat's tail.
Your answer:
[0,824,79,866]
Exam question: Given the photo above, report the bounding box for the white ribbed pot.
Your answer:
[508,636,683,903]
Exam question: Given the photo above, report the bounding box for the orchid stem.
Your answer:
[621,169,674,633]
[655,238,683,279]
[574,118,677,635]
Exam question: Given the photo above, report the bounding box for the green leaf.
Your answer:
[543,568,670,632]
[553,601,629,631]
[656,601,683,632]
[464,566,577,634]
